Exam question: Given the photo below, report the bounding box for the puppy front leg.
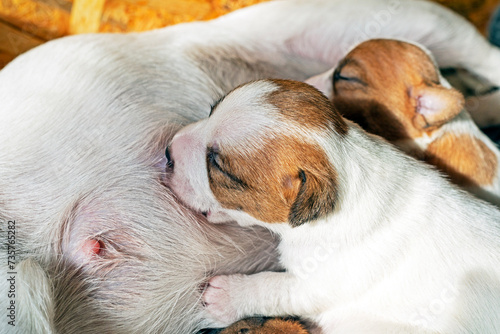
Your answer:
[202,271,320,328]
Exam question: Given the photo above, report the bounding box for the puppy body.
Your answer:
[307,39,500,205]
[168,80,500,333]
[3,0,500,332]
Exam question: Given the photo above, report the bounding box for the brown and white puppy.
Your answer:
[167,79,500,333]
[306,39,500,205]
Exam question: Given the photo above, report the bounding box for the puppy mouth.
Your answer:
[178,200,210,221]
[160,160,213,219]
[162,180,210,219]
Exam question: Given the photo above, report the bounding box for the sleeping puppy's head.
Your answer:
[331,39,465,141]
[327,39,500,190]
[167,79,348,227]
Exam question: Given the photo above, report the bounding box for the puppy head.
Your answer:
[167,80,348,227]
[331,39,464,140]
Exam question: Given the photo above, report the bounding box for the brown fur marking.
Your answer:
[219,317,310,334]
[425,133,498,187]
[269,79,349,136]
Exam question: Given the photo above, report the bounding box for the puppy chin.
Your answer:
[205,210,235,224]
[214,209,278,229]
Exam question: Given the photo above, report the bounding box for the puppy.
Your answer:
[306,39,500,205]
[215,317,310,334]
[167,79,500,333]
[4,0,500,332]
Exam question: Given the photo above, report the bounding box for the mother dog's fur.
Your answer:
[1,0,500,333]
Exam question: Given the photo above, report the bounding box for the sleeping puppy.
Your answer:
[306,39,500,205]
[167,79,500,333]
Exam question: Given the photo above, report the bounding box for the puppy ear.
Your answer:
[304,69,334,99]
[288,169,337,227]
[411,84,464,129]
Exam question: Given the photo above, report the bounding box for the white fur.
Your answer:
[168,80,500,333]
[2,0,500,332]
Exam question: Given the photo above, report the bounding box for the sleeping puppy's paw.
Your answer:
[202,274,248,327]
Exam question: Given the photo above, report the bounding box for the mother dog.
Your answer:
[1,0,500,333]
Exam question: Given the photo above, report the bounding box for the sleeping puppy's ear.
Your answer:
[411,84,465,130]
[288,169,338,227]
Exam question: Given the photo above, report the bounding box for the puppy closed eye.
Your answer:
[333,69,366,86]
[333,59,367,88]
[207,148,248,189]
[207,147,223,171]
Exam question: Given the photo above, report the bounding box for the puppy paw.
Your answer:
[202,274,246,327]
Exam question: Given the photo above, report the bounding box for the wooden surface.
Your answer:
[0,0,71,40]
[0,0,498,70]
[0,19,43,67]
[69,0,106,34]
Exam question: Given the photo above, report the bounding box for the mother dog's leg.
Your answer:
[207,0,500,86]
[198,0,500,125]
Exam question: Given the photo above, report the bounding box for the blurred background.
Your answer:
[0,0,499,70]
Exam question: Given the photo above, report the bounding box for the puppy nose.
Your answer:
[165,145,174,170]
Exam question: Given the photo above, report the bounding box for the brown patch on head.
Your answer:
[332,39,463,140]
[208,80,341,227]
[425,133,498,187]
[268,79,348,136]
[219,317,310,334]
[208,136,338,227]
